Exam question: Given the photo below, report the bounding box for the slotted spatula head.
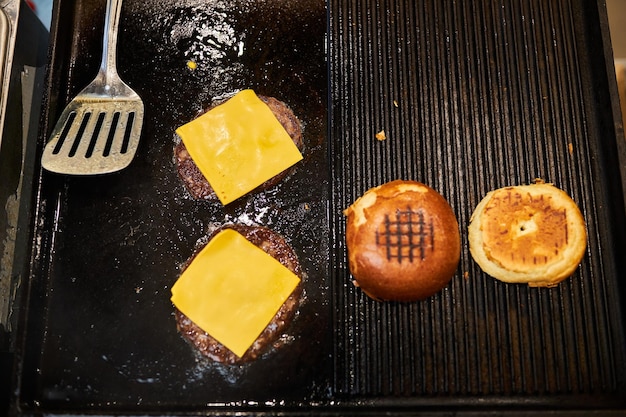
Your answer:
[41,84,144,175]
[42,0,144,175]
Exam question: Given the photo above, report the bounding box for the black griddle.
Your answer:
[9,0,626,415]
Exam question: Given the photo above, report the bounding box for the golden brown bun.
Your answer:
[468,182,587,287]
[344,180,461,301]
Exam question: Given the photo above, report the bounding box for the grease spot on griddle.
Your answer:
[167,7,243,61]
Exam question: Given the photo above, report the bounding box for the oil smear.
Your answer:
[166,6,245,63]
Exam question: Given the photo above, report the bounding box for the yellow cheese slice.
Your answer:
[170,229,301,358]
[175,89,303,205]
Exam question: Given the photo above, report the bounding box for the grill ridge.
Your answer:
[329,0,625,401]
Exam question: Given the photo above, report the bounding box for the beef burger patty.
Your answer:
[175,224,303,364]
[175,95,304,200]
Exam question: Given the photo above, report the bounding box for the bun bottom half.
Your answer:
[468,182,587,287]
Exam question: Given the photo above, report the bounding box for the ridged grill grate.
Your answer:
[329,0,626,400]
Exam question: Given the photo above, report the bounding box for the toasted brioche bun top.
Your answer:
[344,180,461,301]
[468,182,587,287]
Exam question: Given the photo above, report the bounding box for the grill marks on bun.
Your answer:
[375,207,436,264]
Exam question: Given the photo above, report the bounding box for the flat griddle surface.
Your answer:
[12,0,626,414]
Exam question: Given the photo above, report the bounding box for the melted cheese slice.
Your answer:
[175,89,303,205]
[170,229,300,358]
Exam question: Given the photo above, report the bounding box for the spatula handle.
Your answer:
[100,0,123,84]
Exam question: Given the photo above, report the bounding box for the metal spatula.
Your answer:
[42,0,144,175]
